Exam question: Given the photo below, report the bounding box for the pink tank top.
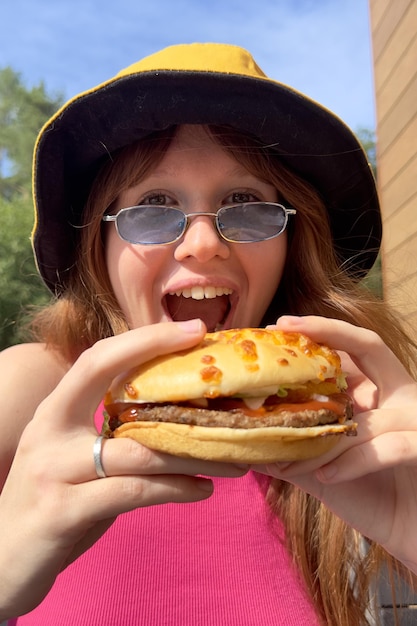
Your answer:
[12,471,319,625]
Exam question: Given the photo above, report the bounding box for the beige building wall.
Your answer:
[369,0,417,337]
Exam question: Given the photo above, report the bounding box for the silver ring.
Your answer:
[93,435,107,478]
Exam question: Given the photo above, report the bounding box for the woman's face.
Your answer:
[105,125,287,331]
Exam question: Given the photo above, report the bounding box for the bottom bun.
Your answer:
[112,421,356,463]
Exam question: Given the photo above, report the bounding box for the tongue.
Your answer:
[165,294,230,332]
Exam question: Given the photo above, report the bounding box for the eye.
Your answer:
[227,191,259,204]
[138,192,176,206]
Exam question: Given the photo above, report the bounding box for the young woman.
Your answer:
[1,43,417,626]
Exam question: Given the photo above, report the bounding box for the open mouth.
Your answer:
[164,286,233,332]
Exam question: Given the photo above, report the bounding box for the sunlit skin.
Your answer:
[105,125,288,331]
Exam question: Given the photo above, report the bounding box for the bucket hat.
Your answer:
[32,42,381,293]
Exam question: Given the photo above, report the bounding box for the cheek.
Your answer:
[105,243,165,328]
[244,238,287,322]
[245,237,287,290]
[105,233,150,301]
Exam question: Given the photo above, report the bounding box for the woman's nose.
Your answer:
[173,214,230,263]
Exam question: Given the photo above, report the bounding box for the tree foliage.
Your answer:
[355,127,383,299]
[356,126,377,178]
[0,67,63,199]
[0,195,51,347]
[0,67,63,349]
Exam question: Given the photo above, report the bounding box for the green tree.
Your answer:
[0,68,63,349]
[356,126,377,178]
[355,127,383,299]
[0,195,51,347]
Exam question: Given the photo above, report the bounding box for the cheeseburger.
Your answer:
[104,328,356,463]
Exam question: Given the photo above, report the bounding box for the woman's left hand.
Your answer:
[256,316,417,574]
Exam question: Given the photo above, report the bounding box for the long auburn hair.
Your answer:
[30,125,417,625]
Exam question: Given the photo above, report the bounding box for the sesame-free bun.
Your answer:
[112,421,352,463]
[105,329,355,463]
[107,328,344,404]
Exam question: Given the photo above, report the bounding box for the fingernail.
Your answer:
[178,319,203,333]
[278,315,301,326]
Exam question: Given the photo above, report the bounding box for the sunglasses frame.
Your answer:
[102,202,296,245]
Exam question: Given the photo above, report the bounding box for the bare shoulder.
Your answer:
[0,342,69,394]
[0,343,71,483]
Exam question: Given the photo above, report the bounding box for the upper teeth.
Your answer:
[168,286,233,300]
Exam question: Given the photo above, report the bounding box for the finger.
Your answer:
[15,475,214,548]
[274,315,414,394]
[97,437,248,480]
[315,431,417,484]
[257,406,417,482]
[31,431,248,483]
[34,320,206,430]
[71,473,214,523]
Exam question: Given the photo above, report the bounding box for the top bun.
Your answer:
[107,328,343,404]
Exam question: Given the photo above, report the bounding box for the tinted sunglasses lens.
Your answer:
[116,207,186,244]
[218,203,287,242]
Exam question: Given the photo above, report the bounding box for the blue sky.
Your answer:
[2,0,375,131]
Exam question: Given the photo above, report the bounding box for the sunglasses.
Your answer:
[102,201,296,245]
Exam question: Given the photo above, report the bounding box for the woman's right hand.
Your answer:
[0,319,247,619]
